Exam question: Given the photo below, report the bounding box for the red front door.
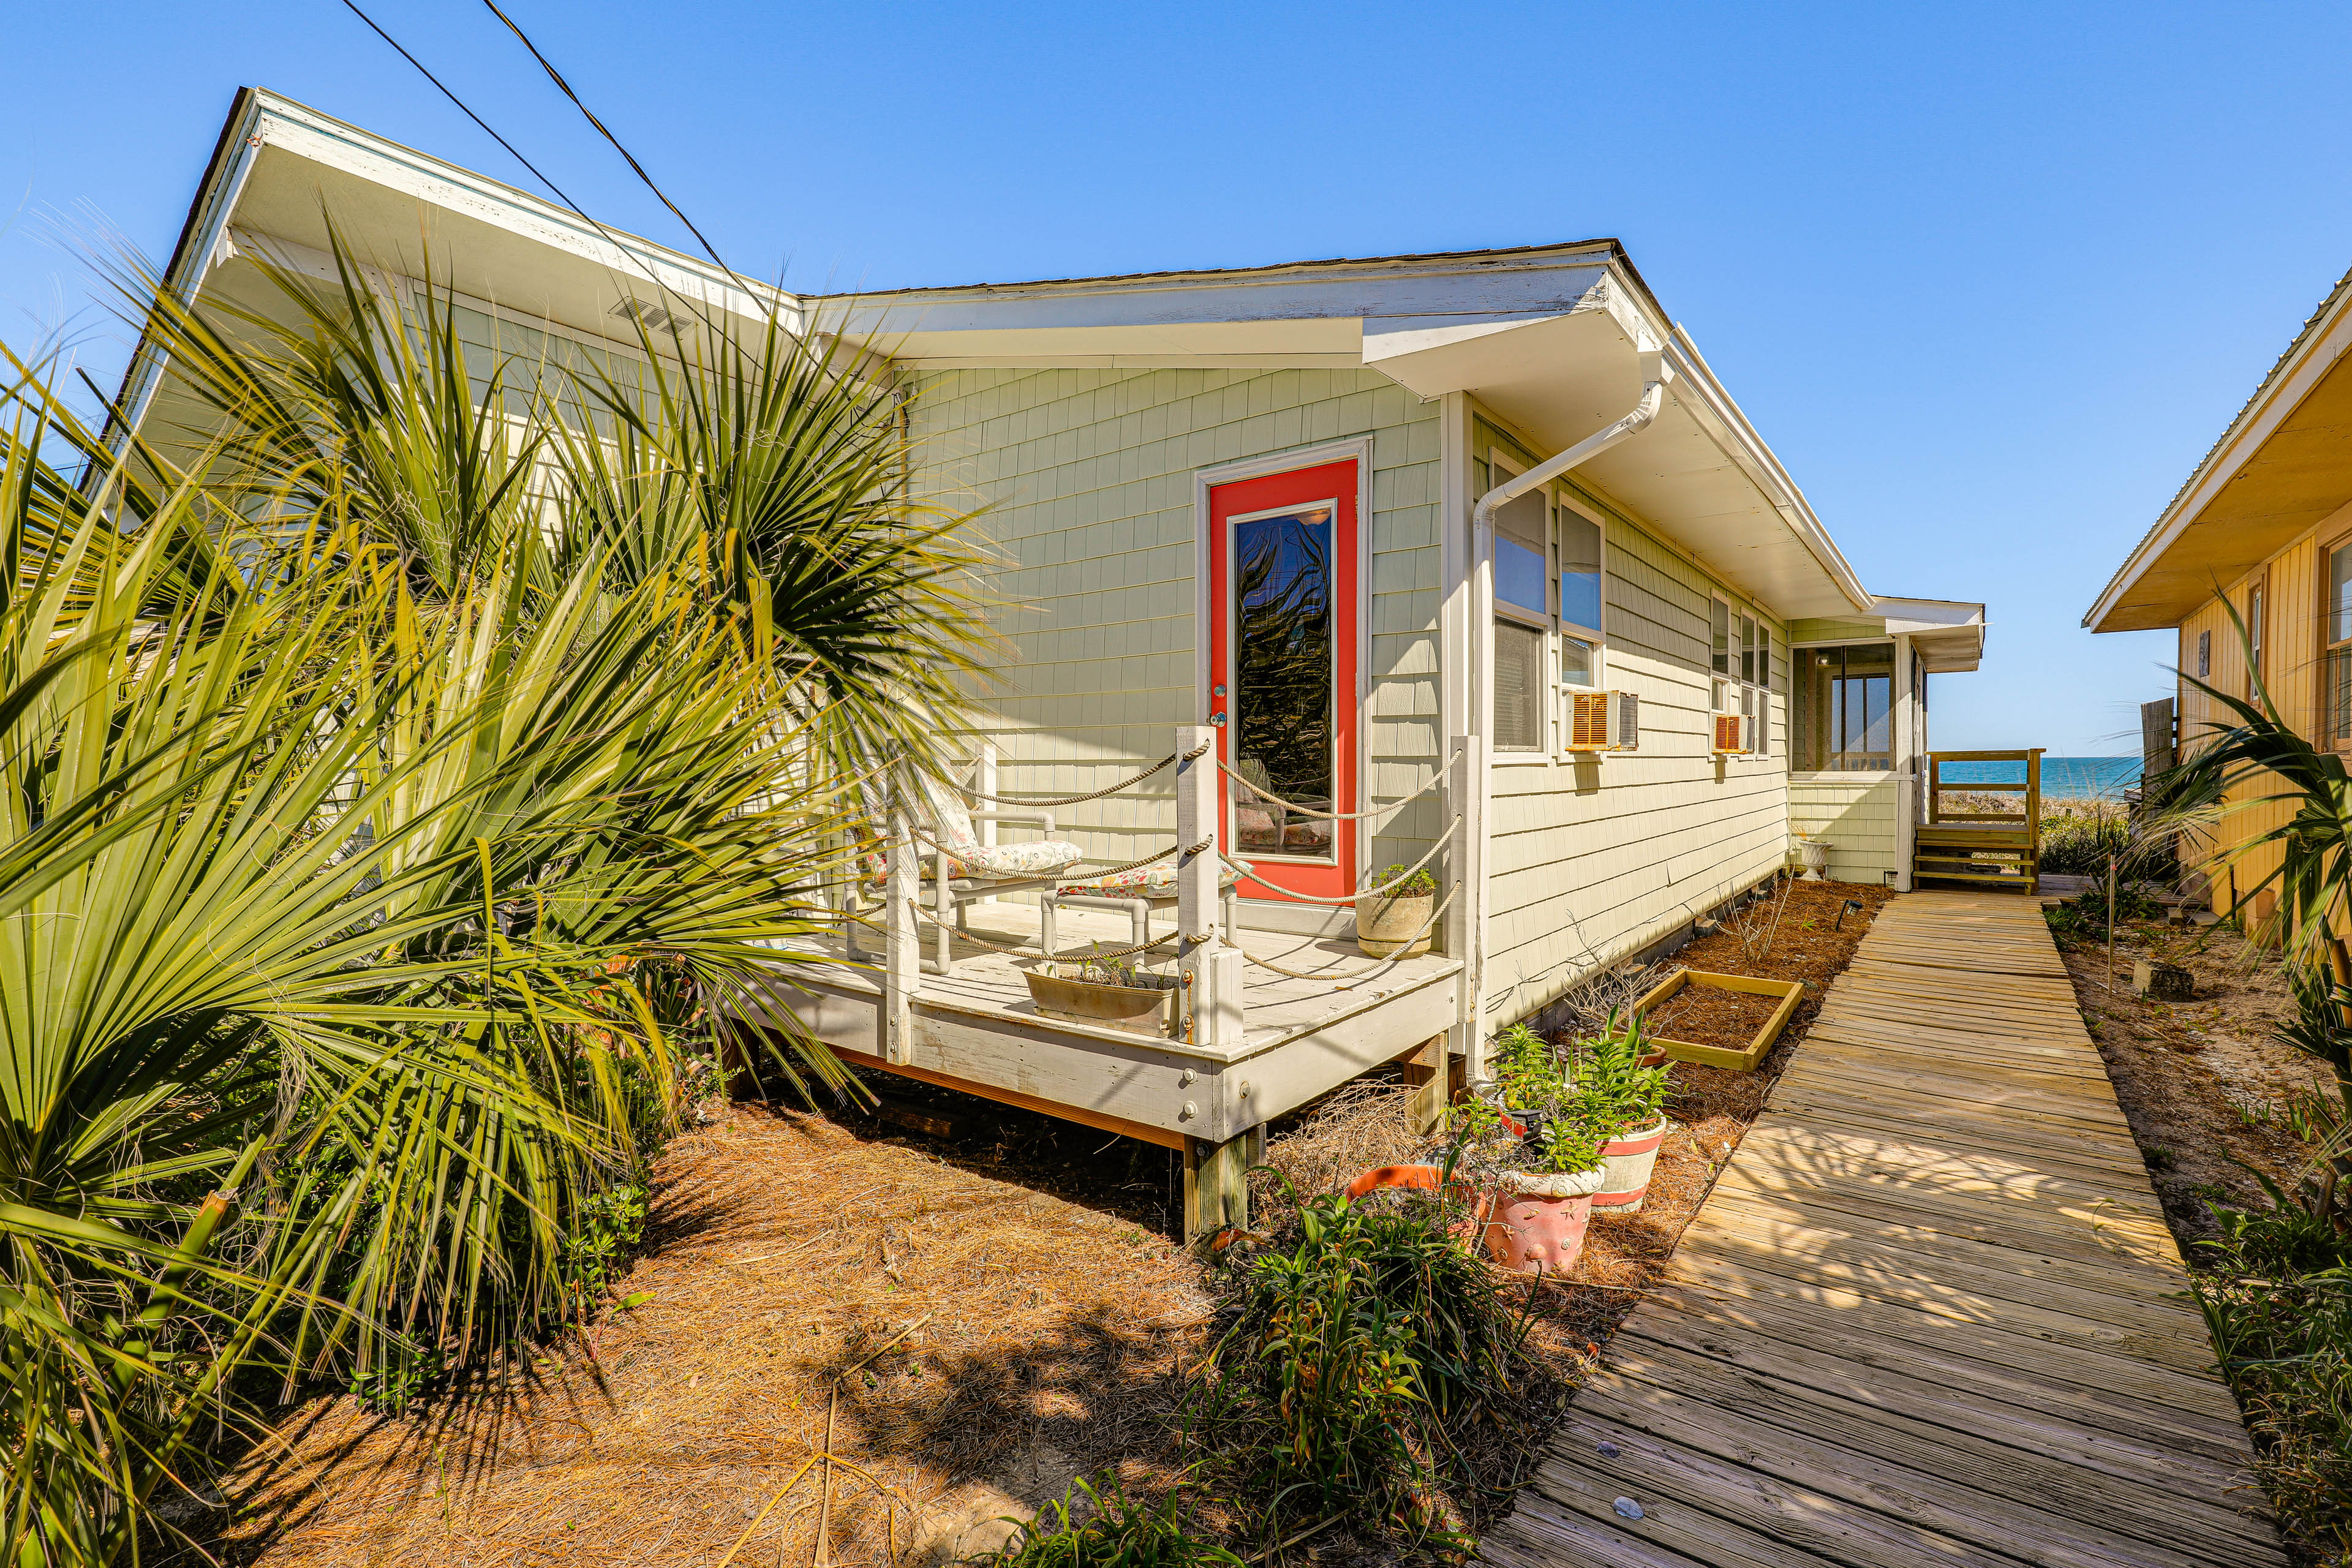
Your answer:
[1206,460,1359,900]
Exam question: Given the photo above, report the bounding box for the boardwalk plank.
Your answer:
[1478,891,2285,1568]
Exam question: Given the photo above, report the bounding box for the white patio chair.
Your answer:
[846,771,1087,975]
[1044,861,1244,957]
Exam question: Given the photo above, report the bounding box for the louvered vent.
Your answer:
[1712,713,1752,755]
[609,298,679,332]
[1568,690,1638,752]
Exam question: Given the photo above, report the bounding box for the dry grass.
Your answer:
[208,880,1899,1567]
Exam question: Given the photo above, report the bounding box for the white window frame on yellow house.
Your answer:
[1710,594,1770,755]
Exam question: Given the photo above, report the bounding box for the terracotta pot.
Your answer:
[1341,1163,1608,1276]
[1593,1117,1670,1215]
[1355,892,1435,958]
[1022,965,1174,1036]
[1479,1166,1608,1275]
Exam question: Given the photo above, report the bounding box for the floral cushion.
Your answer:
[855,773,1085,884]
[1057,864,1244,899]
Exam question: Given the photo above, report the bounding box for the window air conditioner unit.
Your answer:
[1712,713,1753,755]
[1568,690,1638,752]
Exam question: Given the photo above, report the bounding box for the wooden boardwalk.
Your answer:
[1481,889,2286,1568]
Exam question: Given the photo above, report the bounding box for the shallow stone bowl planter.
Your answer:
[1022,963,1175,1037]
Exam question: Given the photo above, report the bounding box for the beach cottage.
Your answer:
[124,89,1988,1231]
[2086,257,2352,914]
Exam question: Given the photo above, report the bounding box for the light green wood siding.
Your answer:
[1474,413,1793,1023]
[1789,776,1902,883]
[907,367,1442,874]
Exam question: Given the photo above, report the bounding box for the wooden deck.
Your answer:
[735,900,1462,1155]
[1481,889,2286,1568]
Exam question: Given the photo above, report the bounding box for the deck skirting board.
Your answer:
[1479,890,2288,1568]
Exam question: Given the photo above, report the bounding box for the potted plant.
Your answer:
[1449,1024,1612,1274]
[1023,954,1178,1036]
[1356,864,1438,957]
[1569,1011,1675,1214]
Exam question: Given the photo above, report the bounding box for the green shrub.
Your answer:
[560,1182,650,1303]
[2194,1186,2352,1556]
[1188,1186,1523,1547]
[1368,864,1438,899]
[2039,812,2131,876]
[990,1474,1240,1568]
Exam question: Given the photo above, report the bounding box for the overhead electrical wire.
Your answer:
[476,0,736,279]
[336,0,768,317]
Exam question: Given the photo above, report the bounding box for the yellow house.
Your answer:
[2086,261,2352,914]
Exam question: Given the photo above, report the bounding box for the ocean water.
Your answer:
[1936,756,2139,801]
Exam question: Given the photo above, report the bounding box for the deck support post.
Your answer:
[1185,1128,1257,1240]
[884,796,918,1066]
[1398,1034,1460,1134]
[1443,733,1488,1084]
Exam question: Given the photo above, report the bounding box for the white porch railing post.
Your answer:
[1174,726,1240,1055]
[974,740,998,907]
[884,791,918,1065]
[1444,733,1488,1083]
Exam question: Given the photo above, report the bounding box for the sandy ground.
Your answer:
[212,878,1894,1567]
[2057,914,2331,1250]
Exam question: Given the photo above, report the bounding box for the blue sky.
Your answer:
[7,1,2351,753]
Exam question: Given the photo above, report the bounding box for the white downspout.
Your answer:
[1471,350,1670,532]
[1461,347,1670,1070]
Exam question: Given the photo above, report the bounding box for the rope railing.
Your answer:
[1237,888,1458,987]
[951,740,1215,809]
[1218,823,1455,906]
[1217,749,1461,822]
[902,821,1207,882]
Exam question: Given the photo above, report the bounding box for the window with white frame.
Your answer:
[1490,462,1549,753]
[1710,597,1771,754]
[1481,440,1614,756]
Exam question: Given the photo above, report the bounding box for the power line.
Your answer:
[477,0,735,281]
[336,0,592,225]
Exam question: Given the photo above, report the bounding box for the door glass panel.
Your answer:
[1233,508,1335,861]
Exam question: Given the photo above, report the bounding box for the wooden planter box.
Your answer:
[1632,968,1804,1072]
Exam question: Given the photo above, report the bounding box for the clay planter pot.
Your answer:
[1355,892,1435,958]
[1480,1167,1608,1276]
[1022,963,1174,1036]
[1593,1117,1670,1215]
[1340,1163,1607,1276]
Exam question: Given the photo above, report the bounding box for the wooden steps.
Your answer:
[1477,890,2286,1568]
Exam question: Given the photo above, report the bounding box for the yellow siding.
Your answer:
[2176,516,2346,913]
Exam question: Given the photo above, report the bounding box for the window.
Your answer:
[2196,628,2210,680]
[1796,643,1895,771]
[1490,464,1548,752]
[2247,574,2267,699]
[1712,597,1771,754]
[2326,543,2352,750]
[1480,444,1610,753]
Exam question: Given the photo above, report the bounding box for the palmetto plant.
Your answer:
[2,236,987,1565]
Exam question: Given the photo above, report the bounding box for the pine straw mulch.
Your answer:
[213,876,1894,1568]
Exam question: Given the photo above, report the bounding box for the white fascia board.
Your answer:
[1661,321,1874,615]
[241,91,798,331]
[2085,267,2352,631]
